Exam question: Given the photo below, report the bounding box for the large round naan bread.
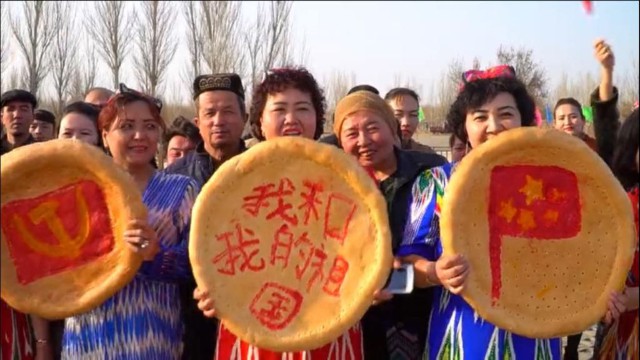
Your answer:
[1,139,146,319]
[190,137,392,352]
[441,127,636,338]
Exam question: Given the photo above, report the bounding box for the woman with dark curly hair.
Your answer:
[399,66,625,359]
[194,67,376,360]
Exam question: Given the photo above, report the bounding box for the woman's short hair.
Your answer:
[445,76,536,145]
[249,67,326,141]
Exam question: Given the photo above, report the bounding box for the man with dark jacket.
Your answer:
[164,73,248,360]
[1,89,37,155]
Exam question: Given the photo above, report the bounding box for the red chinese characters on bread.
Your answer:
[213,176,358,331]
[250,282,304,330]
[488,165,581,304]
[1,180,115,285]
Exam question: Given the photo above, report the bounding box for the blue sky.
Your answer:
[285,1,638,98]
[3,1,638,104]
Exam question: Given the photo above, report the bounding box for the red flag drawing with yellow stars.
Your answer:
[488,165,582,305]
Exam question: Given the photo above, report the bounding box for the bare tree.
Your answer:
[87,1,132,88]
[68,45,98,101]
[133,1,177,97]
[199,1,246,76]
[9,1,57,96]
[472,57,481,70]
[1,0,10,86]
[391,73,425,98]
[260,1,294,74]
[50,1,77,116]
[324,70,357,126]
[618,57,639,117]
[427,58,464,127]
[182,1,203,90]
[496,45,548,105]
[292,34,310,67]
[6,67,26,90]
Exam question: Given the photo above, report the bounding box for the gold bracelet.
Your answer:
[35,339,49,345]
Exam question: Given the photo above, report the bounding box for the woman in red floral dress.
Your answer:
[194,67,393,360]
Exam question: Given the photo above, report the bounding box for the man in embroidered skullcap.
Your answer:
[163,73,247,360]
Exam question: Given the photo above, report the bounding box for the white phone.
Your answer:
[384,264,414,294]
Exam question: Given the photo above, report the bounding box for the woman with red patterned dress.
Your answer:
[194,67,393,360]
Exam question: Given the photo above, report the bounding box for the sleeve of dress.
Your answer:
[396,164,452,261]
[590,86,620,167]
[139,178,199,281]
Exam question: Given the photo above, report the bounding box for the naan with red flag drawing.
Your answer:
[440,127,636,338]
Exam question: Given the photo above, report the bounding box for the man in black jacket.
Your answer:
[164,73,248,360]
[1,89,37,155]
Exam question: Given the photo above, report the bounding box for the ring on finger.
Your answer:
[140,239,150,249]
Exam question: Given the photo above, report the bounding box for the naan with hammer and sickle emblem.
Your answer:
[1,139,146,319]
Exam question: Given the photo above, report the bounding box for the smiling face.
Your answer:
[465,92,522,149]
[260,87,317,140]
[339,110,396,169]
[554,104,585,137]
[102,100,161,167]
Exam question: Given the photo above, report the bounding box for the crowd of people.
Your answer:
[0,37,637,360]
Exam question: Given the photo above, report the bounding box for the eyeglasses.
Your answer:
[106,83,163,111]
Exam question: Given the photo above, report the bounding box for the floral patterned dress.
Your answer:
[401,162,562,360]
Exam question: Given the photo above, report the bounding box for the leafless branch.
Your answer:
[50,1,77,116]
[133,1,177,96]
[9,0,58,96]
[86,1,132,88]
[324,70,357,116]
[182,1,203,88]
[497,45,548,104]
[1,0,10,83]
[199,1,246,77]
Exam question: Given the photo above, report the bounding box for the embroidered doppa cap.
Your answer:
[193,73,245,100]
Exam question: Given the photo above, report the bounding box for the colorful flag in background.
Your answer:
[418,107,425,122]
[582,1,593,15]
[582,106,594,123]
[534,108,543,127]
[545,105,553,125]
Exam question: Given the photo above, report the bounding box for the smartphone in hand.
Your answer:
[383,264,414,294]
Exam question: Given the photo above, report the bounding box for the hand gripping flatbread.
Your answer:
[441,127,636,338]
[190,137,392,352]
[1,139,146,319]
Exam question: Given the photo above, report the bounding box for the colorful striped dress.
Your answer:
[62,172,198,359]
[401,162,562,360]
